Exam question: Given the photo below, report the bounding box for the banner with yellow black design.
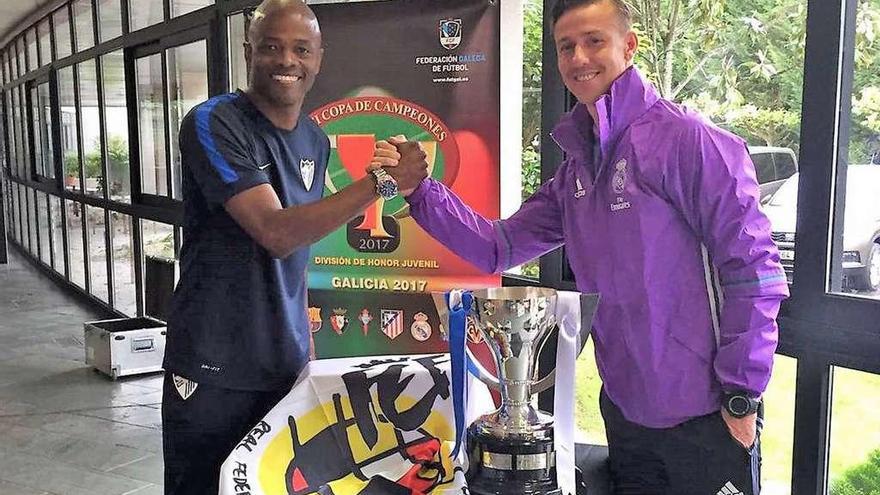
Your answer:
[219,354,493,495]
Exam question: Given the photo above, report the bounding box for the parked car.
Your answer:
[762,165,880,292]
[749,146,799,203]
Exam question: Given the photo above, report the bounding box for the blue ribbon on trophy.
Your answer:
[445,289,473,459]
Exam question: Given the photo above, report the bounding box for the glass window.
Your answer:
[58,66,80,192]
[10,183,19,243]
[110,211,136,315]
[66,200,85,288]
[54,7,73,60]
[26,188,36,256]
[167,40,208,199]
[21,86,32,179]
[30,86,44,178]
[97,0,123,42]
[136,53,167,196]
[0,100,6,170]
[78,59,102,198]
[11,87,20,177]
[171,0,212,19]
[102,50,131,202]
[5,92,15,171]
[828,367,880,493]
[834,0,880,298]
[50,195,64,274]
[142,219,175,259]
[130,0,164,32]
[37,192,51,266]
[15,38,23,79]
[86,205,108,302]
[27,29,39,72]
[33,83,55,178]
[73,0,96,52]
[516,0,542,279]
[227,12,249,91]
[38,19,52,65]
[2,182,9,239]
[13,86,30,178]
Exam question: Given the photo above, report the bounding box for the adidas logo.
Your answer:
[716,481,744,495]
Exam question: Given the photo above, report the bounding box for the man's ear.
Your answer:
[624,31,638,63]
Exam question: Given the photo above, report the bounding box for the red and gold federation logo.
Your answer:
[310,97,460,254]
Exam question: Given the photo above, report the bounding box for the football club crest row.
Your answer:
[307,306,486,344]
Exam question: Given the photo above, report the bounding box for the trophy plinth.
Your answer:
[466,422,560,495]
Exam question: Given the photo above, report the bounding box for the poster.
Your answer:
[304,0,502,357]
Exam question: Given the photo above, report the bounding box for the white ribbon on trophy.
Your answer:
[554,291,586,495]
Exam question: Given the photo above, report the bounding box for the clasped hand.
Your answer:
[366,134,429,196]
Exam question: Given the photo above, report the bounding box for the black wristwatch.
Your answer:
[723,392,761,418]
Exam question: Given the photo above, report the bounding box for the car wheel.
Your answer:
[869,242,880,292]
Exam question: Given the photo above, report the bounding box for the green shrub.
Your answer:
[830,448,880,495]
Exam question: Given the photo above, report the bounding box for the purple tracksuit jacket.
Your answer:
[407,67,789,428]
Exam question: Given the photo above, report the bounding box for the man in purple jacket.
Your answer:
[381,0,789,493]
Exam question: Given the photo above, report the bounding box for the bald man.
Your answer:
[161,1,426,492]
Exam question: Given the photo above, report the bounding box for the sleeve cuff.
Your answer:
[404,178,433,205]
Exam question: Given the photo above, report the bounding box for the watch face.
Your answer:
[728,396,751,416]
[378,180,398,199]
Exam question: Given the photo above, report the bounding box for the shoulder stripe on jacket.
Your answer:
[195,93,241,185]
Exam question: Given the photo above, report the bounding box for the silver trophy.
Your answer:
[433,287,599,495]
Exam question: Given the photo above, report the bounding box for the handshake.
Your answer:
[366,135,430,197]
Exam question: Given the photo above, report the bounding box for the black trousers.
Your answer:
[162,373,289,495]
[600,389,762,495]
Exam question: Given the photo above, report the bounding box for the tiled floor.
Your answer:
[0,248,164,495]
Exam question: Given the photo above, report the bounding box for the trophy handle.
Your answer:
[531,293,600,395]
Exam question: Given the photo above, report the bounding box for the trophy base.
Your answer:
[465,424,560,495]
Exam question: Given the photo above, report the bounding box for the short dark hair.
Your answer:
[551,0,633,29]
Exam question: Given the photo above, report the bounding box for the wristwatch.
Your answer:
[371,168,399,200]
[723,392,761,418]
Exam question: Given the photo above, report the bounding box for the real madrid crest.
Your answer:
[330,308,349,335]
[308,307,322,333]
[410,312,432,342]
[612,159,628,194]
[300,158,315,191]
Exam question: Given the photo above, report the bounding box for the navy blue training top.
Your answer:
[164,91,329,391]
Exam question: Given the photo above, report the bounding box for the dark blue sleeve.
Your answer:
[179,97,270,209]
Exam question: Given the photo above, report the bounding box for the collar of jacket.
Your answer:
[551,66,660,160]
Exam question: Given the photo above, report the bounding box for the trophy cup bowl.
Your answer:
[463,287,561,495]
